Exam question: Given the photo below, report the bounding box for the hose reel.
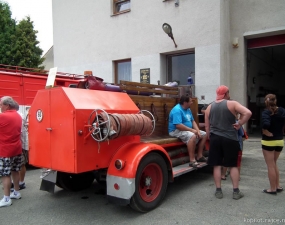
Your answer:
[88,109,155,142]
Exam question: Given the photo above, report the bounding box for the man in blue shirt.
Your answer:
[169,95,207,168]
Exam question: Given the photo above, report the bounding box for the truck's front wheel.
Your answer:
[130,153,168,212]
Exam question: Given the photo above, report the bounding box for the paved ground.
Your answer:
[1,137,285,225]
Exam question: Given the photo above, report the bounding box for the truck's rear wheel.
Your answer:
[130,153,168,212]
[57,171,94,191]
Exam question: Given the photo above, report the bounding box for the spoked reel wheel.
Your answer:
[88,109,110,142]
[139,110,155,136]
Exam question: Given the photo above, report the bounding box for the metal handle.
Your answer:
[46,128,52,131]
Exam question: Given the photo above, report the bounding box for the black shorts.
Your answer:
[261,140,284,152]
[207,133,240,167]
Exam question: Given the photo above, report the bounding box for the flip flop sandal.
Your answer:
[262,189,277,195]
[221,177,226,180]
[277,187,283,192]
[189,161,199,168]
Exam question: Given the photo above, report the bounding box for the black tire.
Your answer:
[130,153,168,212]
[56,171,94,191]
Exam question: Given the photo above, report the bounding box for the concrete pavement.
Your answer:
[1,137,285,225]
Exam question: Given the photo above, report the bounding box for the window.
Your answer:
[115,59,131,84]
[113,0,130,15]
[167,53,195,85]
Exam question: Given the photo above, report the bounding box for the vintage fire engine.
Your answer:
[0,64,84,118]
[28,74,208,212]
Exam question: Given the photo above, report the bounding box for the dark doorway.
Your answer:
[247,34,285,135]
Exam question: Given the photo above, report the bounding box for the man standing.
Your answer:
[10,104,28,191]
[0,96,23,207]
[205,85,251,200]
[169,95,207,168]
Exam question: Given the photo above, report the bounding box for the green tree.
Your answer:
[0,1,44,69]
[12,16,44,69]
[0,1,16,65]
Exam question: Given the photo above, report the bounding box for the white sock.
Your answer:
[4,195,10,201]
[19,181,25,185]
[13,190,19,195]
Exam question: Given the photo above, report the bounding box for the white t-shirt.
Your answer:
[17,111,29,151]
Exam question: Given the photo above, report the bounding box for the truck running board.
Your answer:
[172,162,207,178]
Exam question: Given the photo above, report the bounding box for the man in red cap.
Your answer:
[204,85,251,200]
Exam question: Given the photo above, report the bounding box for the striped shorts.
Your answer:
[0,154,24,176]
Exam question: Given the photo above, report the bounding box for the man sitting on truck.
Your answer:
[168,95,207,168]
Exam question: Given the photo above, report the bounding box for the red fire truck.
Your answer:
[0,64,85,117]
[28,74,208,212]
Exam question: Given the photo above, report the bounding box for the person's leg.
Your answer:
[214,166,222,187]
[169,130,197,165]
[274,151,281,189]
[230,167,240,188]
[237,151,242,180]
[10,154,23,199]
[1,176,12,197]
[187,135,197,162]
[262,149,276,192]
[19,150,27,185]
[207,134,224,198]
[0,158,12,197]
[221,167,227,180]
[19,164,26,183]
[223,138,243,199]
[11,171,20,192]
[196,131,207,159]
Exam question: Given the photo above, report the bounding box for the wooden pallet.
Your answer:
[120,80,179,96]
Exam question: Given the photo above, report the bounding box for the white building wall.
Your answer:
[196,44,221,103]
[51,0,285,106]
[52,0,222,103]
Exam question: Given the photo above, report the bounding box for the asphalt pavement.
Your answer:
[1,136,285,225]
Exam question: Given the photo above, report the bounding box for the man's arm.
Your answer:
[204,104,211,139]
[232,101,252,130]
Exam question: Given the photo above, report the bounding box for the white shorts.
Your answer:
[169,129,206,145]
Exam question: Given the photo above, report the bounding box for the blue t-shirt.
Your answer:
[168,104,194,133]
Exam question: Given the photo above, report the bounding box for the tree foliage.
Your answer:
[0,1,44,69]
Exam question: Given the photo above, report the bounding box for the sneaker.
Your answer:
[233,191,244,200]
[0,198,12,207]
[10,192,21,200]
[10,183,26,191]
[19,183,26,190]
[215,191,223,199]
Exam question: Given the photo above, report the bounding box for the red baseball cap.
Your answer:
[216,85,229,100]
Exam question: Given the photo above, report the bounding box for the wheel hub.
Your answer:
[145,176,152,187]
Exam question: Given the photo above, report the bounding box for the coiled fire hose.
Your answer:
[88,109,155,142]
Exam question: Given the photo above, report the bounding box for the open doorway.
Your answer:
[247,34,285,136]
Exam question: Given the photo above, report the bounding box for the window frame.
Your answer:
[114,59,132,84]
[113,0,131,15]
[166,52,195,85]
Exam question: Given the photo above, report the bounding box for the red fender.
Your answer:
[107,142,172,179]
